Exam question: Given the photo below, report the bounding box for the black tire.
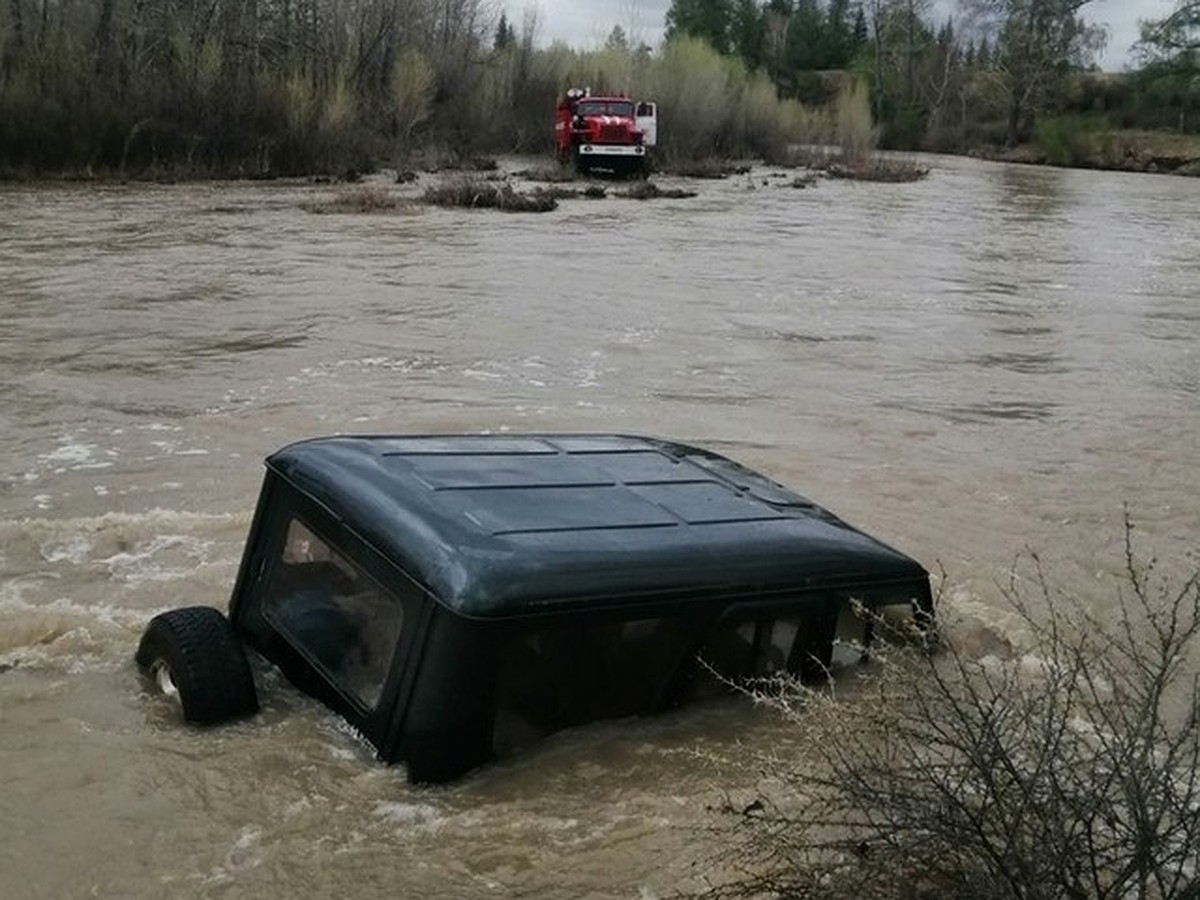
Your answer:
[136,606,258,725]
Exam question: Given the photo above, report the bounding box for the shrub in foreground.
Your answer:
[693,516,1200,900]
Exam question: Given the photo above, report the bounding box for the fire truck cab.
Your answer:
[555,88,657,176]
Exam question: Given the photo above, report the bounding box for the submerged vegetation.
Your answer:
[420,177,558,212]
[617,181,700,200]
[691,519,1200,899]
[302,185,411,214]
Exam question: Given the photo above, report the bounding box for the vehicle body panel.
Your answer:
[228,434,932,782]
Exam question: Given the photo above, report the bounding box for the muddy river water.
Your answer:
[1,157,1198,898]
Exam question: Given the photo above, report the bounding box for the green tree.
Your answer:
[860,0,924,123]
[1134,2,1200,131]
[494,11,514,50]
[605,24,629,52]
[852,3,868,46]
[824,0,855,66]
[785,0,825,72]
[1139,0,1200,58]
[665,0,735,54]
[730,0,766,69]
[962,0,1106,146]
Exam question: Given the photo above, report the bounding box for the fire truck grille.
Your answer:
[598,124,627,143]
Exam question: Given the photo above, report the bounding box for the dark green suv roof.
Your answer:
[267,434,928,619]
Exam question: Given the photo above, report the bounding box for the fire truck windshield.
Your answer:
[575,100,634,118]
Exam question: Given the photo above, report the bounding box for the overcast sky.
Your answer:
[502,0,1179,71]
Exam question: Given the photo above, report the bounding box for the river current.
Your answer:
[1,157,1198,898]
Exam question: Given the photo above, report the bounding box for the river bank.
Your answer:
[979,128,1200,177]
[4,130,1197,186]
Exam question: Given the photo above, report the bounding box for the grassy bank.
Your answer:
[986,119,1200,176]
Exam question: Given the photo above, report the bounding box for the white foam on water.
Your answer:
[40,440,100,466]
[318,713,379,760]
[15,512,234,583]
[0,591,152,631]
[36,436,118,473]
[0,574,56,610]
[197,825,265,886]
[1,509,248,665]
[99,533,215,583]
[11,507,245,536]
[0,583,145,670]
[938,584,1029,654]
[373,802,440,826]
[39,534,94,564]
[146,438,210,458]
[463,367,505,381]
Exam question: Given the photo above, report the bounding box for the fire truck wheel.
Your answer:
[136,606,259,725]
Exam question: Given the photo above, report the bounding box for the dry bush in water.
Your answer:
[421,177,557,212]
[515,165,578,183]
[691,517,1200,900]
[617,181,698,200]
[825,158,930,183]
[303,185,410,214]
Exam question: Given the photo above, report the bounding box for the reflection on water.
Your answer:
[2,157,1200,898]
[965,350,1068,375]
[997,162,1068,221]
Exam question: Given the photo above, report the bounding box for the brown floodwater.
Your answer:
[2,157,1198,898]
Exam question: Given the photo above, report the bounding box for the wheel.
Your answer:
[136,606,258,725]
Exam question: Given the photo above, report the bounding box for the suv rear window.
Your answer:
[262,519,404,709]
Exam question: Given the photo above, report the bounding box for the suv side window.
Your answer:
[262,518,404,709]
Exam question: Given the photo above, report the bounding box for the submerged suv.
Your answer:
[136,434,933,783]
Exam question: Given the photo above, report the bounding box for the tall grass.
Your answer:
[835,78,877,163]
[390,50,436,159]
[1032,114,1109,168]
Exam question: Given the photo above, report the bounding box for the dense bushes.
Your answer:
[476,36,828,166]
[0,0,822,177]
[2,0,1196,177]
[1032,115,1111,168]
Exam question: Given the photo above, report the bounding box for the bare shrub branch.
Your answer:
[688,518,1200,900]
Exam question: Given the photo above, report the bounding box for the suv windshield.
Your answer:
[575,99,634,117]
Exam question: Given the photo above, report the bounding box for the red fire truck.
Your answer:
[554,88,658,176]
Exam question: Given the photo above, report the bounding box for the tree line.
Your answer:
[0,0,492,174]
[665,0,1199,151]
[0,0,1196,176]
